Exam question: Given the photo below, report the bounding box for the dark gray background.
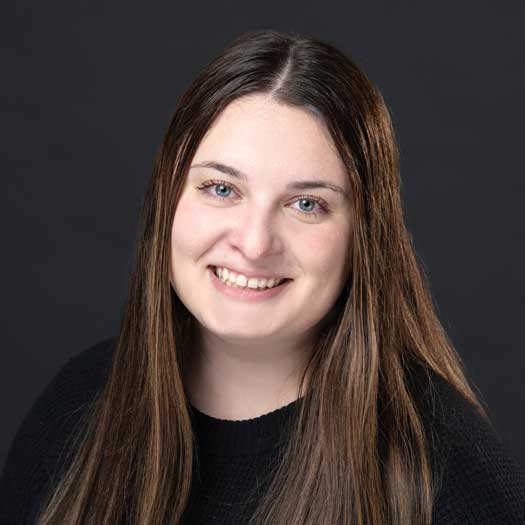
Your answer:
[2,1,524,473]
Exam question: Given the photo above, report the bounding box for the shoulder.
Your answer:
[411,363,525,524]
[22,336,117,426]
[0,336,118,524]
[54,335,117,394]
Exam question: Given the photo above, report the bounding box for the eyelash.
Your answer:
[194,179,330,218]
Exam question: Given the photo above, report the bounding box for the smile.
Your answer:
[208,266,293,303]
[210,265,290,289]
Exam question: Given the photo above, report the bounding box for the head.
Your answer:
[169,93,353,356]
[37,29,487,525]
[163,29,399,364]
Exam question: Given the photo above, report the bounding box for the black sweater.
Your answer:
[1,337,525,524]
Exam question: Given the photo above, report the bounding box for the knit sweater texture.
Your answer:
[1,336,525,524]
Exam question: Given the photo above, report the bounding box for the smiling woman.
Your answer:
[1,29,525,525]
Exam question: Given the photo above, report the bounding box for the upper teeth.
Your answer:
[213,266,285,289]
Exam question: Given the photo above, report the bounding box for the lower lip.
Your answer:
[208,266,293,303]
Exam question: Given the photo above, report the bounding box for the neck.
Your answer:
[182,323,314,420]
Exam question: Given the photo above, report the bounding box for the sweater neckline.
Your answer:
[189,397,302,457]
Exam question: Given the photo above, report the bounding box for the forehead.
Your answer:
[192,95,348,187]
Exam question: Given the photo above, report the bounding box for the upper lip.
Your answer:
[209,264,292,280]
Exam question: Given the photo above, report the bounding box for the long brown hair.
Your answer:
[36,29,491,524]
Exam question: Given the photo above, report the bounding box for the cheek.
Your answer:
[169,196,215,287]
[171,195,217,255]
[299,224,350,278]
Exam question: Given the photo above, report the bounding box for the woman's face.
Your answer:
[169,94,352,345]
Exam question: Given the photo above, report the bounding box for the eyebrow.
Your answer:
[190,160,350,198]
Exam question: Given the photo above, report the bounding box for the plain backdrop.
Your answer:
[1,1,524,473]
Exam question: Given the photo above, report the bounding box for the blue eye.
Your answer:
[195,179,330,218]
[212,182,232,198]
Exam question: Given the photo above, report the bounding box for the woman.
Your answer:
[1,29,524,524]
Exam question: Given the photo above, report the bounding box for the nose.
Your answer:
[227,206,283,260]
